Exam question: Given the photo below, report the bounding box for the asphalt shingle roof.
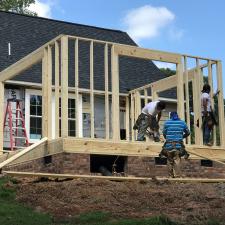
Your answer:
[0,10,176,97]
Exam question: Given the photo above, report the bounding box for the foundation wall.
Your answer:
[4,153,225,178]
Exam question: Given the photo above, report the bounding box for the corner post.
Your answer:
[42,46,52,139]
[111,45,120,141]
[216,61,225,147]
[61,36,69,137]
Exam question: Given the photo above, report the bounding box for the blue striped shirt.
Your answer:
[163,119,190,150]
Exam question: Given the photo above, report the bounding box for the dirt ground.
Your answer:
[11,177,225,224]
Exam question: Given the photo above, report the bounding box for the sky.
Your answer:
[28,0,225,92]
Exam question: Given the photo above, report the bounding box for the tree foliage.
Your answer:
[160,68,176,77]
[0,0,37,16]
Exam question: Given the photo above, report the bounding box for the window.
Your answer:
[59,98,76,137]
[30,95,42,139]
[26,89,79,142]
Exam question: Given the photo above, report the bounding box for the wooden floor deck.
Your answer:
[1,137,225,170]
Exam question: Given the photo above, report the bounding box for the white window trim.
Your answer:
[25,89,83,143]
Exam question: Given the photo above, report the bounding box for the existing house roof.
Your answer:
[0,10,176,96]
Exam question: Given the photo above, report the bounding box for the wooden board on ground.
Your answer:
[4,171,225,183]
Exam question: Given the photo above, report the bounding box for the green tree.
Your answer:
[160,68,176,77]
[0,0,37,16]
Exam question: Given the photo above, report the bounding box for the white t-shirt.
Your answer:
[142,101,159,116]
[201,92,211,112]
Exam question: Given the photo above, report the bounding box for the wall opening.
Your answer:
[90,155,127,175]
[155,157,167,165]
[201,160,213,167]
[43,155,52,165]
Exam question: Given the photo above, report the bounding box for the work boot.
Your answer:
[184,153,190,160]
[133,124,138,130]
[153,136,160,142]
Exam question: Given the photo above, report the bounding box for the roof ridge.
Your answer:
[0,10,126,34]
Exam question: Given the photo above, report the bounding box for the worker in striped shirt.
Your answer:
[160,112,190,178]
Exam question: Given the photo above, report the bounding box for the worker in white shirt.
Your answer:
[133,101,166,142]
[201,84,218,145]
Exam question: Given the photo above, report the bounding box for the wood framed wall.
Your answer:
[0,34,224,150]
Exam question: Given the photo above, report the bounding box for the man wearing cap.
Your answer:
[160,112,190,178]
[133,101,166,142]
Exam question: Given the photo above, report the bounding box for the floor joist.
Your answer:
[4,171,225,183]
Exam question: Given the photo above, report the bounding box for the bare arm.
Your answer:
[157,112,161,122]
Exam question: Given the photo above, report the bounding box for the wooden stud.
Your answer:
[90,41,95,139]
[207,61,216,145]
[151,87,158,101]
[184,56,191,143]
[111,45,120,141]
[104,44,110,139]
[196,59,203,145]
[47,45,52,139]
[75,39,81,137]
[0,82,4,152]
[216,61,225,147]
[176,61,185,120]
[192,69,201,145]
[125,96,130,140]
[61,36,69,137]
[144,88,148,105]
[131,93,135,141]
[42,46,52,139]
[42,47,48,138]
[136,91,141,118]
[55,41,60,138]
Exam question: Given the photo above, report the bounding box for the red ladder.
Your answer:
[3,99,29,151]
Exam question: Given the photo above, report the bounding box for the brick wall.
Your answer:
[126,156,225,178]
[5,153,90,175]
[4,153,225,178]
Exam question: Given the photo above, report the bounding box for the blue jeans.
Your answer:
[203,120,211,144]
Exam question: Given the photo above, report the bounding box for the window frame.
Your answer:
[25,89,83,143]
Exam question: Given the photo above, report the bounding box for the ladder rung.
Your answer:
[12,127,25,130]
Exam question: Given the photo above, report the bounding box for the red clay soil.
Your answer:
[13,178,225,224]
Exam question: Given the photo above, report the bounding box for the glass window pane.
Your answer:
[30,105,36,116]
[37,118,42,129]
[37,106,42,116]
[30,95,37,105]
[69,99,75,108]
[30,117,36,128]
[36,96,42,106]
[68,108,75,119]
[29,95,42,139]
[68,120,76,137]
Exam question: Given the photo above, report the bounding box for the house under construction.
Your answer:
[0,11,225,180]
